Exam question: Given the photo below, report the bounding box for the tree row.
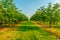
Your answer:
[30,3,60,28]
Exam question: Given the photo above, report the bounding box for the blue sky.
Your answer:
[14,0,60,18]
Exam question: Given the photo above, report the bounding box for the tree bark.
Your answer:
[49,21,51,28]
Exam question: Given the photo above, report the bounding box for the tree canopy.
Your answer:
[0,0,28,27]
[30,3,60,27]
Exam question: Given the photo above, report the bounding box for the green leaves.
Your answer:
[30,3,60,27]
[0,0,28,27]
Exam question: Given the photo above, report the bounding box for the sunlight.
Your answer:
[0,0,60,40]
[54,0,60,4]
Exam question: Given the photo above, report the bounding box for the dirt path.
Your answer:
[0,28,10,33]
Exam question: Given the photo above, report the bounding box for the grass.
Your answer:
[21,21,34,25]
[0,21,58,40]
[43,28,60,38]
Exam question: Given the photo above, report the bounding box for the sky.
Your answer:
[14,0,60,18]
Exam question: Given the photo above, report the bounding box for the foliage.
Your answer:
[30,3,60,27]
[0,0,28,27]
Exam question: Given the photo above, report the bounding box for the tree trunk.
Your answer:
[49,21,51,28]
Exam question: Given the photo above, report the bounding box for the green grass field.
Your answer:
[0,21,58,40]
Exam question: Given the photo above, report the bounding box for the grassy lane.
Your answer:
[0,21,58,40]
[33,21,60,39]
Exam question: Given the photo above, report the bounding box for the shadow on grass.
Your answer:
[53,26,60,28]
[16,26,40,31]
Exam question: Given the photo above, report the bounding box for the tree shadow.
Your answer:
[16,26,40,31]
